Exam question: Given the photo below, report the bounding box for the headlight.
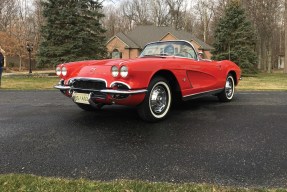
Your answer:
[56,67,61,76]
[111,66,119,77]
[120,66,128,78]
[62,66,67,76]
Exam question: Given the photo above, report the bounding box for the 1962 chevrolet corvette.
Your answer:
[55,40,241,122]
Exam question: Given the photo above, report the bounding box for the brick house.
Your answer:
[106,25,214,59]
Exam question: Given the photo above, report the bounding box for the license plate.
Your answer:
[73,93,90,104]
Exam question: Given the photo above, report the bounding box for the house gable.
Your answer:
[106,36,130,59]
[160,33,178,41]
[106,36,127,53]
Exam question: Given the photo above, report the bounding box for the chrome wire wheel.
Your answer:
[149,83,168,115]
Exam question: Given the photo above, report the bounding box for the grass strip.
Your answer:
[0,73,286,91]
[0,174,286,192]
[0,76,58,90]
[237,73,287,91]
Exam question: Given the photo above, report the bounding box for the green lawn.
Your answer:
[0,174,286,192]
[0,76,59,90]
[237,73,287,91]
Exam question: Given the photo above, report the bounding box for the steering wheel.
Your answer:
[175,53,186,57]
[175,52,193,59]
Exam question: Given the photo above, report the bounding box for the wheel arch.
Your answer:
[151,70,182,100]
[228,70,238,85]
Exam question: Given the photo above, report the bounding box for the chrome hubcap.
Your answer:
[225,77,234,98]
[150,85,168,114]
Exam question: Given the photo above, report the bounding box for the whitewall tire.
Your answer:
[137,77,172,122]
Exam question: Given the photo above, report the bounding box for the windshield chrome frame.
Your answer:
[139,40,199,61]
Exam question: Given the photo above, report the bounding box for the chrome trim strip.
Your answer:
[100,89,147,94]
[110,81,131,89]
[54,85,71,90]
[71,88,102,92]
[54,85,147,95]
[183,88,223,98]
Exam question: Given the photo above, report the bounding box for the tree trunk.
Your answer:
[19,55,22,71]
[257,38,262,69]
[261,40,267,71]
[267,39,272,73]
[267,50,272,73]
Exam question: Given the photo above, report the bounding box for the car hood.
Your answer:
[65,59,125,67]
[73,57,169,78]
[82,58,161,65]
[77,57,168,69]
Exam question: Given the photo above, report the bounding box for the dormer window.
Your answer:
[111,49,122,59]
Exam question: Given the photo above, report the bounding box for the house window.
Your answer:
[111,49,122,59]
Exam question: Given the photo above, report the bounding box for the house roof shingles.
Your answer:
[115,32,139,49]
[112,25,214,50]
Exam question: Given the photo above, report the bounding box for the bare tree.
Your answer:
[102,5,122,37]
[0,0,39,70]
[150,0,169,26]
[33,0,44,54]
[245,0,283,72]
[121,0,152,26]
[194,0,215,43]
[103,0,196,35]
[166,0,187,29]
[0,0,18,31]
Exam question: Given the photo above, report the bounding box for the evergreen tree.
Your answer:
[212,0,257,74]
[37,0,106,67]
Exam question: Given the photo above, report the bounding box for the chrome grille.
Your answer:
[70,79,106,90]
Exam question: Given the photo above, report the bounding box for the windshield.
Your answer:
[140,41,198,60]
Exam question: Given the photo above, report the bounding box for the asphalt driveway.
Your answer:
[0,90,287,187]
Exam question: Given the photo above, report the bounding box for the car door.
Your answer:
[182,47,225,96]
[186,59,225,93]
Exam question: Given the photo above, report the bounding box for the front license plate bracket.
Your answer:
[72,92,90,104]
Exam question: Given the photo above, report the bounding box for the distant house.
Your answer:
[106,25,214,60]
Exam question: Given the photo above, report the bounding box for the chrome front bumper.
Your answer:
[54,85,147,95]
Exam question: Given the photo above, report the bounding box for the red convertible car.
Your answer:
[55,40,241,122]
